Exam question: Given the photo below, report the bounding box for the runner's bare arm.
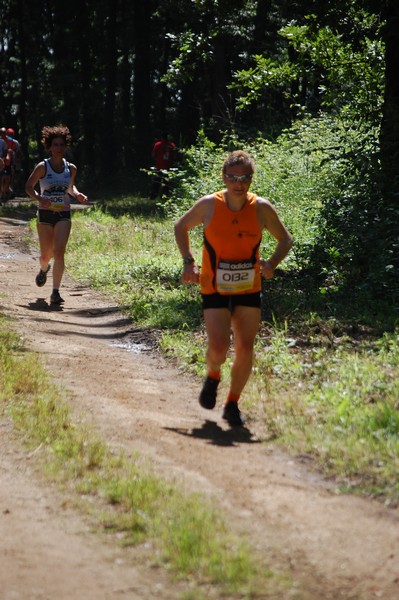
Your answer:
[25,162,50,206]
[25,162,45,198]
[67,164,88,204]
[174,195,214,260]
[174,195,214,284]
[257,197,293,278]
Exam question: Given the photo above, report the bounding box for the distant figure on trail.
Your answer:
[0,128,7,201]
[174,150,292,427]
[4,128,24,197]
[150,132,177,199]
[0,127,16,201]
[25,124,88,306]
[0,156,4,196]
[0,128,8,162]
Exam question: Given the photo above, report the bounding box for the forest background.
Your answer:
[0,0,399,507]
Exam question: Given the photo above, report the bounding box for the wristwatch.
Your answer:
[183,256,194,264]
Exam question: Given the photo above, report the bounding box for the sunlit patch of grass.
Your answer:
[247,324,399,505]
[160,330,207,376]
[0,315,25,351]
[66,208,203,330]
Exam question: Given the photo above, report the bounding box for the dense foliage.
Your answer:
[0,2,396,173]
[166,115,398,315]
[1,0,398,307]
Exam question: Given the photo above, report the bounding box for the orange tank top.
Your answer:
[200,191,262,295]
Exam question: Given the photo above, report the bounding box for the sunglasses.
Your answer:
[224,173,252,183]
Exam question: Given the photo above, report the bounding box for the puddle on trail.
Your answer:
[0,252,17,259]
[111,340,153,354]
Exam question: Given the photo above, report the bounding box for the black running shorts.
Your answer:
[202,291,261,310]
[37,210,71,225]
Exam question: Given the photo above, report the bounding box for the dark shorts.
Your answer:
[37,210,71,226]
[202,291,261,310]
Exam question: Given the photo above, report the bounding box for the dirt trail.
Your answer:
[0,207,398,600]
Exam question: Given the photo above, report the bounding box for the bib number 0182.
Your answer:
[216,260,255,293]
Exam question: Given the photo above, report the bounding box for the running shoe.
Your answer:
[199,376,220,409]
[35,264,51,287]
[222,402,245,427]
[50,290,65,305]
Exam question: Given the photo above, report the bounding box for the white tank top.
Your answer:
[39,158,71,211]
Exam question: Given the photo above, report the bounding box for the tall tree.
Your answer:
[74,0,98,175]
[101,0,119,173]
[132,0,152,164]
[380,0,399,204]
[16,0,28,174]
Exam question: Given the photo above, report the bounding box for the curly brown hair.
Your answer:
[41,125,72,151]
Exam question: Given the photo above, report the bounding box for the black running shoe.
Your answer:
[35,264,51,287]
[199,376,220,409]
[222,402,245,426]
[50,290,65,305]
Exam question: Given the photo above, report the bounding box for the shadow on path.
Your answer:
[164,419,262,447]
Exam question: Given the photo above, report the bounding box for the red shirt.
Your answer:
[152,140,176,170]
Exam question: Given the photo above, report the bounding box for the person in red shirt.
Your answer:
[150,132,176,199]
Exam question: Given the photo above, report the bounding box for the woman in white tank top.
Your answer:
[25,125,88,305]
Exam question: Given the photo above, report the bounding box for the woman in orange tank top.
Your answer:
[175,150,292,426]
[200,189,262,295]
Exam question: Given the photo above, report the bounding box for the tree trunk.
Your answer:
[102,0,119,174]
[17,0,28,180]
[253,0,275,53]
[380,1,399,204]
[132,0,152,166]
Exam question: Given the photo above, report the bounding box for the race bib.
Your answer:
[44,188,69,211]
[216,260,255,293]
